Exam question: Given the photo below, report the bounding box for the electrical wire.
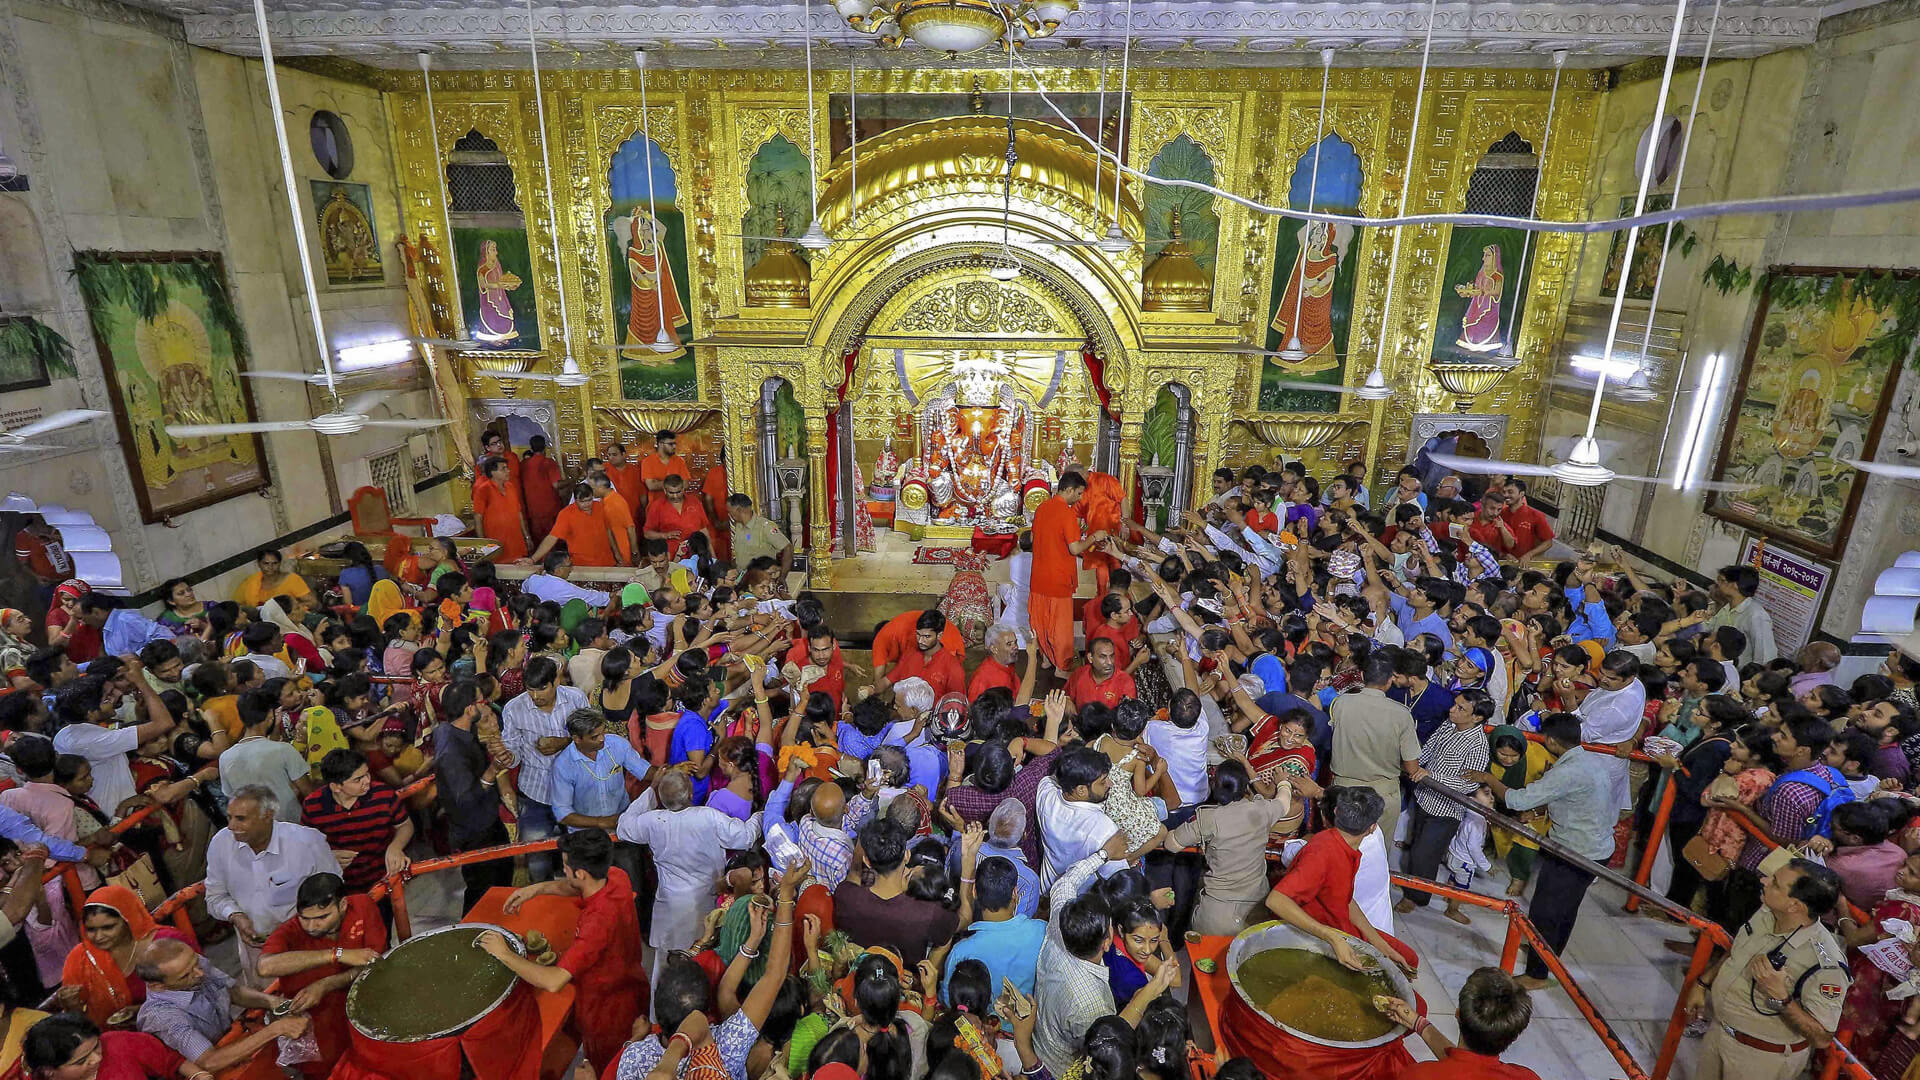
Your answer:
[252,0,335,396]
[1495,49,1565,358]
[634,49,672,351]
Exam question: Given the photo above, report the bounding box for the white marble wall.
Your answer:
[0,0,451,603]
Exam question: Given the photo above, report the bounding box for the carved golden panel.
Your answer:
[886,280,1063,336]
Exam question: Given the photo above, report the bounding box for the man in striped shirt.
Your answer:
[1399,690,1493,913]
[301,749,411,892]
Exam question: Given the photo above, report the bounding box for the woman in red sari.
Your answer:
[1841,851,1920,1069]
[43,583,99,665]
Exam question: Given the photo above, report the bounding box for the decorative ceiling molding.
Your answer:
[144,1,1832,68]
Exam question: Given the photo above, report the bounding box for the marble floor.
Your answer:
[1387,867,1706,1080]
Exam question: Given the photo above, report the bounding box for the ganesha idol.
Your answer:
[892,380,1056,536]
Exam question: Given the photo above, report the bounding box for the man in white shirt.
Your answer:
[51,667,175,819]
[616,769,759,986]
[1035,747,1134,885]
[204,785,339,987]
[1144,694,1210,823]
[1033,852,1175,1076]
[500,656,591,882]
[522,551,613,609]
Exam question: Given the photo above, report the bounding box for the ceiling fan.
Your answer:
[0,410,108,453]
[1843,459,1920,481]
[170,390,449,439]
[167,0,445,442]
[1424,443,1754,493]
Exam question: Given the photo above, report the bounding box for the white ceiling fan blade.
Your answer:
[240,370,324,383]
[1609,470,1756,492]
[415,337,485,351]
[361,418,451,430]
[166,421,315,437]
[1263,378,1359,396]
[10,409,107,439]
[1424,450,1558,479]
[0,443,61,453]
[1844,458,1920,481]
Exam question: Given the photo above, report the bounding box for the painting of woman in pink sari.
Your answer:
[473,240,524,345]
[1453,244,1507,353]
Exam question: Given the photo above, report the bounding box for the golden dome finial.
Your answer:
[745,206,811,308]
[1141,204,1211,313]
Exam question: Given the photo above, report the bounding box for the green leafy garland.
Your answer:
[0,316,76,379]
[69,252,249,358]
[1698,261,1920,370]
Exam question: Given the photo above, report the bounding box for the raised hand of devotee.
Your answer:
[744,897,770,949]
[778,854,813,897]
[801,914,822,959]
[231,912,265,946]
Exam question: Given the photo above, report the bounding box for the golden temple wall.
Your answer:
[373,63,1603,573]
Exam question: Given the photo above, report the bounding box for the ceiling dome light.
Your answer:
[1096,222,1130,254]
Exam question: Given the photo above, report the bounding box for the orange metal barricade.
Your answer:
[1501,726,1677,913]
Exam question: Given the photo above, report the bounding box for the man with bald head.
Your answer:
[136,937,310,1071]
[204,784,337,987]
[618,767,759,985]
[775,775,856,893]
[1791,641,1842,697]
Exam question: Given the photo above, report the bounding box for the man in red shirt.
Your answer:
[1381,968,1542,1080]
[870,608,964,680]
[639,430,691,497]
[881,610,967,698]
[642,473,711,559]
[1030,472,1103,671]
[477,828,647,1075]
[1264,785,1418,972]
[521,434,566,540]
[1501,478,1556,562]
[257,872,387,1079]
[785,623,846,709]
[1066,637,1135,712]
[1466,488,1514,555]
[523,483,624,568]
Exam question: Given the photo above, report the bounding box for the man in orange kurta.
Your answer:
[640,431,691,498]
[588,473,640,564]
[602,443,647,516]
[523,483,624,568]
[521,435,565,541]
[473,457,530,561]
[481,430,523,503]
[1074,466,1126,598]
[1029,472,1102,671]
[641,473,710,559]
[870,608,965,683]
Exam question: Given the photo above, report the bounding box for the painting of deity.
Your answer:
[1600,193,1673,301]
[309,180,383,286]
[1708,268,1919,558]
[446,130,541,351]
[606,131,696,401]
[1260,133,1363,412]
[1144,134,1219,279]
[742,136,814,271]
[1431,134,1540,366]
[71,251,268,522]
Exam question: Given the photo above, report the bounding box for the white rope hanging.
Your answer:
[1007,45,1920,239]
[1363,0,1444,397]
[1100,0,1135,253]
[1275,47,1336,365]
[1624,0,1724,394]
[252,0,336,396]
[1583,0,1693,442]
[1492,48,1566,365]
[522,0,580,377]
[1092,50,1108,223]
[416,51,461,317]
[633,49,675,354]
[798,0,829,250]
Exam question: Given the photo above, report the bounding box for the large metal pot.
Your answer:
[1224,920,1415,1050]
[346,923,526,1043]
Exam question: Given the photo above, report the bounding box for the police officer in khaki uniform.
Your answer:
[1686,856,1850,1080]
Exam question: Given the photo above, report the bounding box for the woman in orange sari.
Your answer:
[54,887,193,1025]
[1078,469,1126,597]
[472,456,529,561]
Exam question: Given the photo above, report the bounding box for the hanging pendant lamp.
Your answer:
[1096,0,1134,255]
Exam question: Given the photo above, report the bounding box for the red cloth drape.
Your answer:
[824,341,861,547]
[329,982,544,1080]
[1081,343,1118,421]
[1220,989,1420,1080]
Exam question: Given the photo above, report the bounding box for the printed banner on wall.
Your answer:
[1738,537,1832,654]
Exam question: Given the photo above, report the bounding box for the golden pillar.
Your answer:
[805,411,832,585]
[1118,417,1144,525]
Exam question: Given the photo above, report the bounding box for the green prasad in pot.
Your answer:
[1235,947,1399,1043]
[348,927,520,1041]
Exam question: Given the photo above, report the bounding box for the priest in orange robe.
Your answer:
[473,456,530,561]
[521,434,565,540]
[1074,465,1127,597]
[642,473,711,559]
[602,443,647,516]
